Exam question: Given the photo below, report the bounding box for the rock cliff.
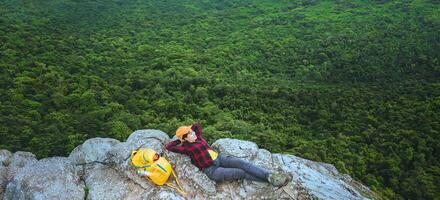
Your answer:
[0,129,378,200]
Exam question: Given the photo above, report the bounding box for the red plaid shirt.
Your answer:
[165,122,215,171]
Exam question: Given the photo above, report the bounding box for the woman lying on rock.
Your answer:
[165,122,291,187]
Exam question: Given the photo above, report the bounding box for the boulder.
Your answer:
[84,164,156,200]
[211,138,259,162]
[69,137,120,165]
[0,150,12,199]
[0,166,7,199]
[4,157,84,200]
[6,152,37,182]
[106,129,169,167]
[273,154,376,200]
[0,150,12,167]
[126,129,170,153]
[0,129,379,200]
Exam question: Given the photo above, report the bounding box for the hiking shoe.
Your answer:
[268,172,291,187]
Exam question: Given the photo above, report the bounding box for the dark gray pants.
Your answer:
[203,153,269,182]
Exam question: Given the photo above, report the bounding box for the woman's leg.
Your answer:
[207,166,264,182]
[217,154,269,182]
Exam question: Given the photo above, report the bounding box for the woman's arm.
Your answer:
[191,122,203,139]
[165,140,187,154]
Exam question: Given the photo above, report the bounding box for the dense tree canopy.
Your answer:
[0,0,439,199]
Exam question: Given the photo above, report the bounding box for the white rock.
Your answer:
[4,157,84,200]
[127,129,170,144]
[211,138,259,161]
[253,149,274,170]
[0,150,12,167]
[273,154,373,200]
[85,165,154,200]
[0,150,12,199]
[126,129,169,155]
[6,152,37,181]
[154,188,185,200]
[0,166,7,199]
[69,137,120,165]
[1,130,378,200]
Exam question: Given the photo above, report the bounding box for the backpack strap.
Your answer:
[165,168,187,196]
[143,152,149,163]
[133,151,152,170]
[134,165,151,170]
[136,152,186,196]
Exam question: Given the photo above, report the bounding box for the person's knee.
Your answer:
[236,159,252,170]
[243,160,252,168]
[210,174,224,182]
[208,171,224,182]
[230,169,246,180]
[213,168,246,181]
[210,168,233,182]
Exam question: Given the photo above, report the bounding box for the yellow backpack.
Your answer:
[130,148,186,195]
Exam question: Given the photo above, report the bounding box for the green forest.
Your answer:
[0,0,439,199]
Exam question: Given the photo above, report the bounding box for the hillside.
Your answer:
[0,0,439,199]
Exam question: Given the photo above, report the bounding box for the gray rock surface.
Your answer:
[211,138,259,162]
[0,167,6,200]
[126,129,170,153]
[4,157,84,200]
[273,154,377,200]
[69,137,120,165]
[6,152,37,182]
[0,150,12,167]
[1,129,378,200]
[106,129,168,168]
[84,164,153,200]
[0,150,12,199]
